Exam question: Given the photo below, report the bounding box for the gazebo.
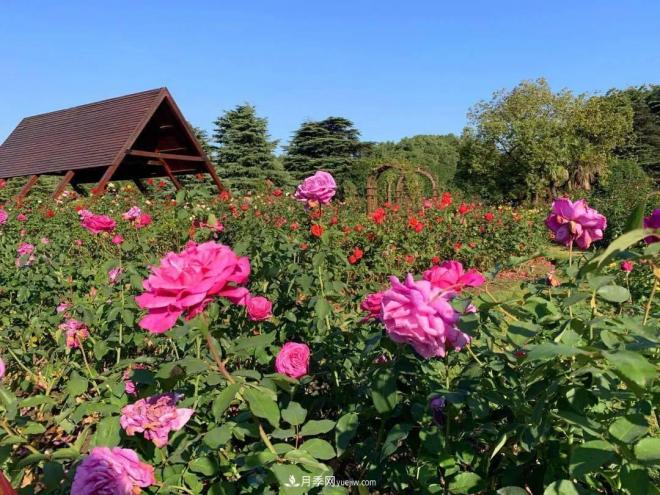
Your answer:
[0,88,224,201]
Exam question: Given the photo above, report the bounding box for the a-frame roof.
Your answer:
[0,87,209,179]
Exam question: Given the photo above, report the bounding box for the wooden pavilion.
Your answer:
[0,88,224,201]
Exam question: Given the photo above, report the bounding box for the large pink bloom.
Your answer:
[81,212,116,234]
[381,274,469,358]
[120,393,194,448]
[275,342,310,379]
[423,261,485,294]
[135,241,251,333]
[545,198,606,249]
[294,171,337,205]
[643,209,660,244]
[71,447,155,495]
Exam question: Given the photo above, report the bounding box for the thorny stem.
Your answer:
[466,344,483,366]
[4,346,38,381]
[80,346,101,395]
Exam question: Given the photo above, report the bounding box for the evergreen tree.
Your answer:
[212,104,288,190]
[283,117,367,180]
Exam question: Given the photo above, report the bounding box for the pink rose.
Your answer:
[122,206,142,221]
[246,295,273,321]
[545,198,607,249]
[135,241,251,333]
[17,213,27,222]
[620,261,634,273]
[60,319,89,349]
[643,209,660,244]
[71,447,155,495]
[275,342,310,379]
[123,364,146,395]
[120,393,194,447]
[108,267,123,284]
[381,274,469,358]
[423,260,485,295]
[0,210,7,225]
[135,213,152,229]
[56,301,71,314]
[17,243,34,256]
[294,171,337,206]
[81,213,116,234]
[0,358,5,380]
[360,292,384,321]
[112,234,124,245]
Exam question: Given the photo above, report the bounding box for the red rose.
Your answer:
[431,256,440,264]
[484,212,494,222]
[273,188,283,197]
[348,255,358,264]
[310,224,324,237]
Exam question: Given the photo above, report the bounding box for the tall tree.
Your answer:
[455,78,633,202]
[283,117,366,180]
[212,104,288,189]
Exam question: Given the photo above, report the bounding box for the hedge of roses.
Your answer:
[0,177,657,494]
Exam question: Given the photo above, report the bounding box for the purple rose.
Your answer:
[429,396,446,426]
[294,171,337,206]
[643,209,660,244]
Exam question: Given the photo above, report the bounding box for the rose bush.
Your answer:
[0,179,657,494]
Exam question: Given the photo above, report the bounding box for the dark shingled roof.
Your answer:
[0,88,165,178]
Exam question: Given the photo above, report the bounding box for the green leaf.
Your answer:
[300,438,336,460]
[603,350,657,391]
[381,423,412,459]
[497,488,528,495]
[212,384,241,421]
[189,456,218,476]
[282,402,307,426]
[569,440,616,478]
[620,463,650,495]
[543,480,580,495]
[370,368,399,414]
[490,433,508,460]
[244,388,280,428]
[91,416,121,448]
[580,228,648,276]
[597,285,630,303]
[609,415,648,444]
[270,464,308,495]
[300,419,335,436]
[526,343,586,361]
[448,472,483,494]
[634,437,660,463]
[67,372,88,396]
[335,412,359,456]
[624,199,646,232]
[203,424,234,449]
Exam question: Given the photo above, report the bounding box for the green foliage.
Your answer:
[212,104,289,190]
[455,78,634,202]
[283,116,368,182]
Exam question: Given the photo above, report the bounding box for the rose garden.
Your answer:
[0,167,657,495]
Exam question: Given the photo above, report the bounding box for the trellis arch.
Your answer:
[366,163,438,213]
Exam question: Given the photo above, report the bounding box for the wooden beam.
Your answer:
[203,161,225,195]
[52,170,75,199]
[158,159,183,190]
[93,163,121,195]
[126,150,205,162]
[133,178,148,193]
[71,182,88,196]
[15,175,39,204]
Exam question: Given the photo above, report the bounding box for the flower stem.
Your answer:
[644,278,657,325]
[205,333,235,384]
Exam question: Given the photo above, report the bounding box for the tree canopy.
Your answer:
[455,78,634,202]
[212,104,288,190]
[283,117,367,180]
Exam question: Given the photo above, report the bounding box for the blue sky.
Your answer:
[1,1,658,149]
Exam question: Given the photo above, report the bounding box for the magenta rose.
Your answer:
[135,241,251,333]
[360,292,384,321]
[643,209,660,244]
[294,171,337,206]
[620,261,634,273]
[545,198,606,249]
[81,212,116,234]
[0,358,5,380]
[0,210,7,225]
[275,342,310,379]
[423,260,485,294]
[381,274,469,358]
[71,447,155,495]
[120,393,194,448]
[246,295,273,321]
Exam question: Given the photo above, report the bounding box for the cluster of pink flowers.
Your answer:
[120,393,194,448]
[59,319,89,349]
[275,342,310,378]
[79,209,116,234]
[135,241,251,333]
[71,447,155,495]
[294,171,336,206]
[545,198,606,249]
[15,242,35,267]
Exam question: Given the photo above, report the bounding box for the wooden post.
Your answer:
[159,159,183,190]
[133,178,148,193]
[15,175,39,204]
[52,170,75,199]
[202,160,225,194]
[71,182,88,196]
[93,163,120,195]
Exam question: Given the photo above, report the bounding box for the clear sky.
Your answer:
[1,1,658,149]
